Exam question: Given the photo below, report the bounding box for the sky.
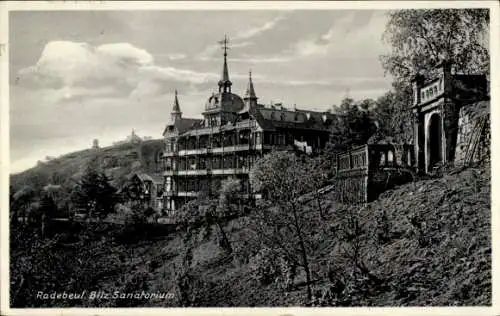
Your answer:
[9,9,394,173]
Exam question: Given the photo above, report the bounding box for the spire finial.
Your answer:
[218,35,232,93]
[171,89,182,122]
[220,35,230,57]
[244,68,257,102]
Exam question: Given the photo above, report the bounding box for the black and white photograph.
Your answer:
[1,1,498,313]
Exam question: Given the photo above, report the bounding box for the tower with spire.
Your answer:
[218,35,232,93]
[244,70,258,109]
[171,89,182,123]
[160,34,336,214]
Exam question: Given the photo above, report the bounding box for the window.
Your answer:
[421,91,425,100]
[387,150,394,163]
[255,132,261,145]
[380,152,386,165]
[165,177,172,191]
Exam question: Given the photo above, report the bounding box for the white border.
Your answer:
[1,1,499,316]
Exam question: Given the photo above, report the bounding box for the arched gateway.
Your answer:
[427,113,442,170]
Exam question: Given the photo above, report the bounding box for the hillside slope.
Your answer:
[84,163,490,307]
[10,139,164,192]
[160,163,490,306]
[10,158,490,307]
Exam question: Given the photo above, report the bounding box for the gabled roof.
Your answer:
[162,118,203,136]
[132,173,163,184]
[251,106,334,132]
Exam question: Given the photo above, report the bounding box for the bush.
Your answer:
[249,247,282,285]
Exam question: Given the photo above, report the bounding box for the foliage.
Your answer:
[375,9,490,143]
[218,177,242,218]
[71,158,120,219]
[250,246,284,285]
[305,156,330,218]
[11,185,36,225]
[139,140,164,172]
[381,9,489,85]
[328,97,378,149]
[249,151,316,302]
[371,89,414,143]
[175,190,234,254]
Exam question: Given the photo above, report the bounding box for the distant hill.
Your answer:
[10,139,165,194]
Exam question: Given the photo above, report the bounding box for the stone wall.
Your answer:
[454,100,490,166]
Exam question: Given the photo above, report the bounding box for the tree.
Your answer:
[381,9,489,83]
[370,90,414,143]
[174,183,237,255]
[218,177,242,217]
[71,159,119,220]
[306,156,330,219]
[12,186,36,225]
[38,194,57,237]
[329,98,378,149]
[249,151,314,303]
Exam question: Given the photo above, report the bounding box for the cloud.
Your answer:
[166,53,187,60]
[16,40,232,101]
[138,65,218,85]
[227,11,389,65]
[197,13,288,60]
[235,13,288,40]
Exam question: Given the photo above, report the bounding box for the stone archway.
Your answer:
[428,113,442,169]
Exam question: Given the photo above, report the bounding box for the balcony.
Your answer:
[177,169,208,176]
[211,144,251,153]
[177,191,199,197]
[165,167,250,177]
[164,190,177,197]
[163,169,177,176]
[173,144,253,156]
[211,167,250,175]
[178,148,208,156]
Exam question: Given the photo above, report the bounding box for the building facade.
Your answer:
[121,173,164,211]
[411,60,488,173]
[161,39,334,212]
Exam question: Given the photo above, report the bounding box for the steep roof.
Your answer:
[162,117,203,136]
[252,106,334,132]
[171,90,182,114]
[133,173,163,184]
[244,70,257,100]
